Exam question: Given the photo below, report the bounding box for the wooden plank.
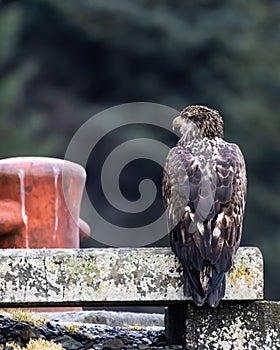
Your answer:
[0,247,263,307]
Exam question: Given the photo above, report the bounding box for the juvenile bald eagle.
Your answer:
[162,105,246,307]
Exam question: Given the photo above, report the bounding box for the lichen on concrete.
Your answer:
[183,301,280,350]
[226,246,264,300]
[0,247,263,306]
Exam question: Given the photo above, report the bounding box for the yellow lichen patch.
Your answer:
[2,339,64,350]
[0,309,48,327]
[228,263,255,286]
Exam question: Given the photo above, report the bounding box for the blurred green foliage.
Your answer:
[0,0,279,299]
[0,4,61,156]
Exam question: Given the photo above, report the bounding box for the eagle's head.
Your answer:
[172,105,224,139]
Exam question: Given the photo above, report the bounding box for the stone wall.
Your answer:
[165,301,280,349]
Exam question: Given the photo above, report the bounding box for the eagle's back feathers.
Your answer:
[163,105,247,307]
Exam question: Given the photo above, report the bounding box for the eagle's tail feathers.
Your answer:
[182,269,191,298]
[182,265,207,305]
[207,273,226,307]
[182,263,226,307]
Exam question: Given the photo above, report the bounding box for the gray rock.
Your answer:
[102,337,125,349]
[54,335,83,350]
[0,312,168,349]
[20,326,42,340]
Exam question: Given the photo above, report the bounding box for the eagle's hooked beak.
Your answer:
[172,115,184,131]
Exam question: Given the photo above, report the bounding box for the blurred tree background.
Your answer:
[0,0,279,300]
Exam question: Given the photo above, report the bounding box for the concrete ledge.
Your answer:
[166,301,280,349]
[0,247,263,307]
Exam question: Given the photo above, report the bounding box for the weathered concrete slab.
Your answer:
[0,247,263,307]
[166,301,280,349]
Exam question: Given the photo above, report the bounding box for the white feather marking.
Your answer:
[213,227,221,238]
[200,265,212,293]
[181,229,186,244]
[185,206,195,221]
[216,212,225,224]
[197,222,204,234]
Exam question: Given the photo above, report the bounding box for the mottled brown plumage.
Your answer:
[163,105,247,307]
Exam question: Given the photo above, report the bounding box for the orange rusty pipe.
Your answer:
[0,157,90,249]
[0,200,23,236]
[78,218,91,241]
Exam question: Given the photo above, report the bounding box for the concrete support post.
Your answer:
[165,301,280,349]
